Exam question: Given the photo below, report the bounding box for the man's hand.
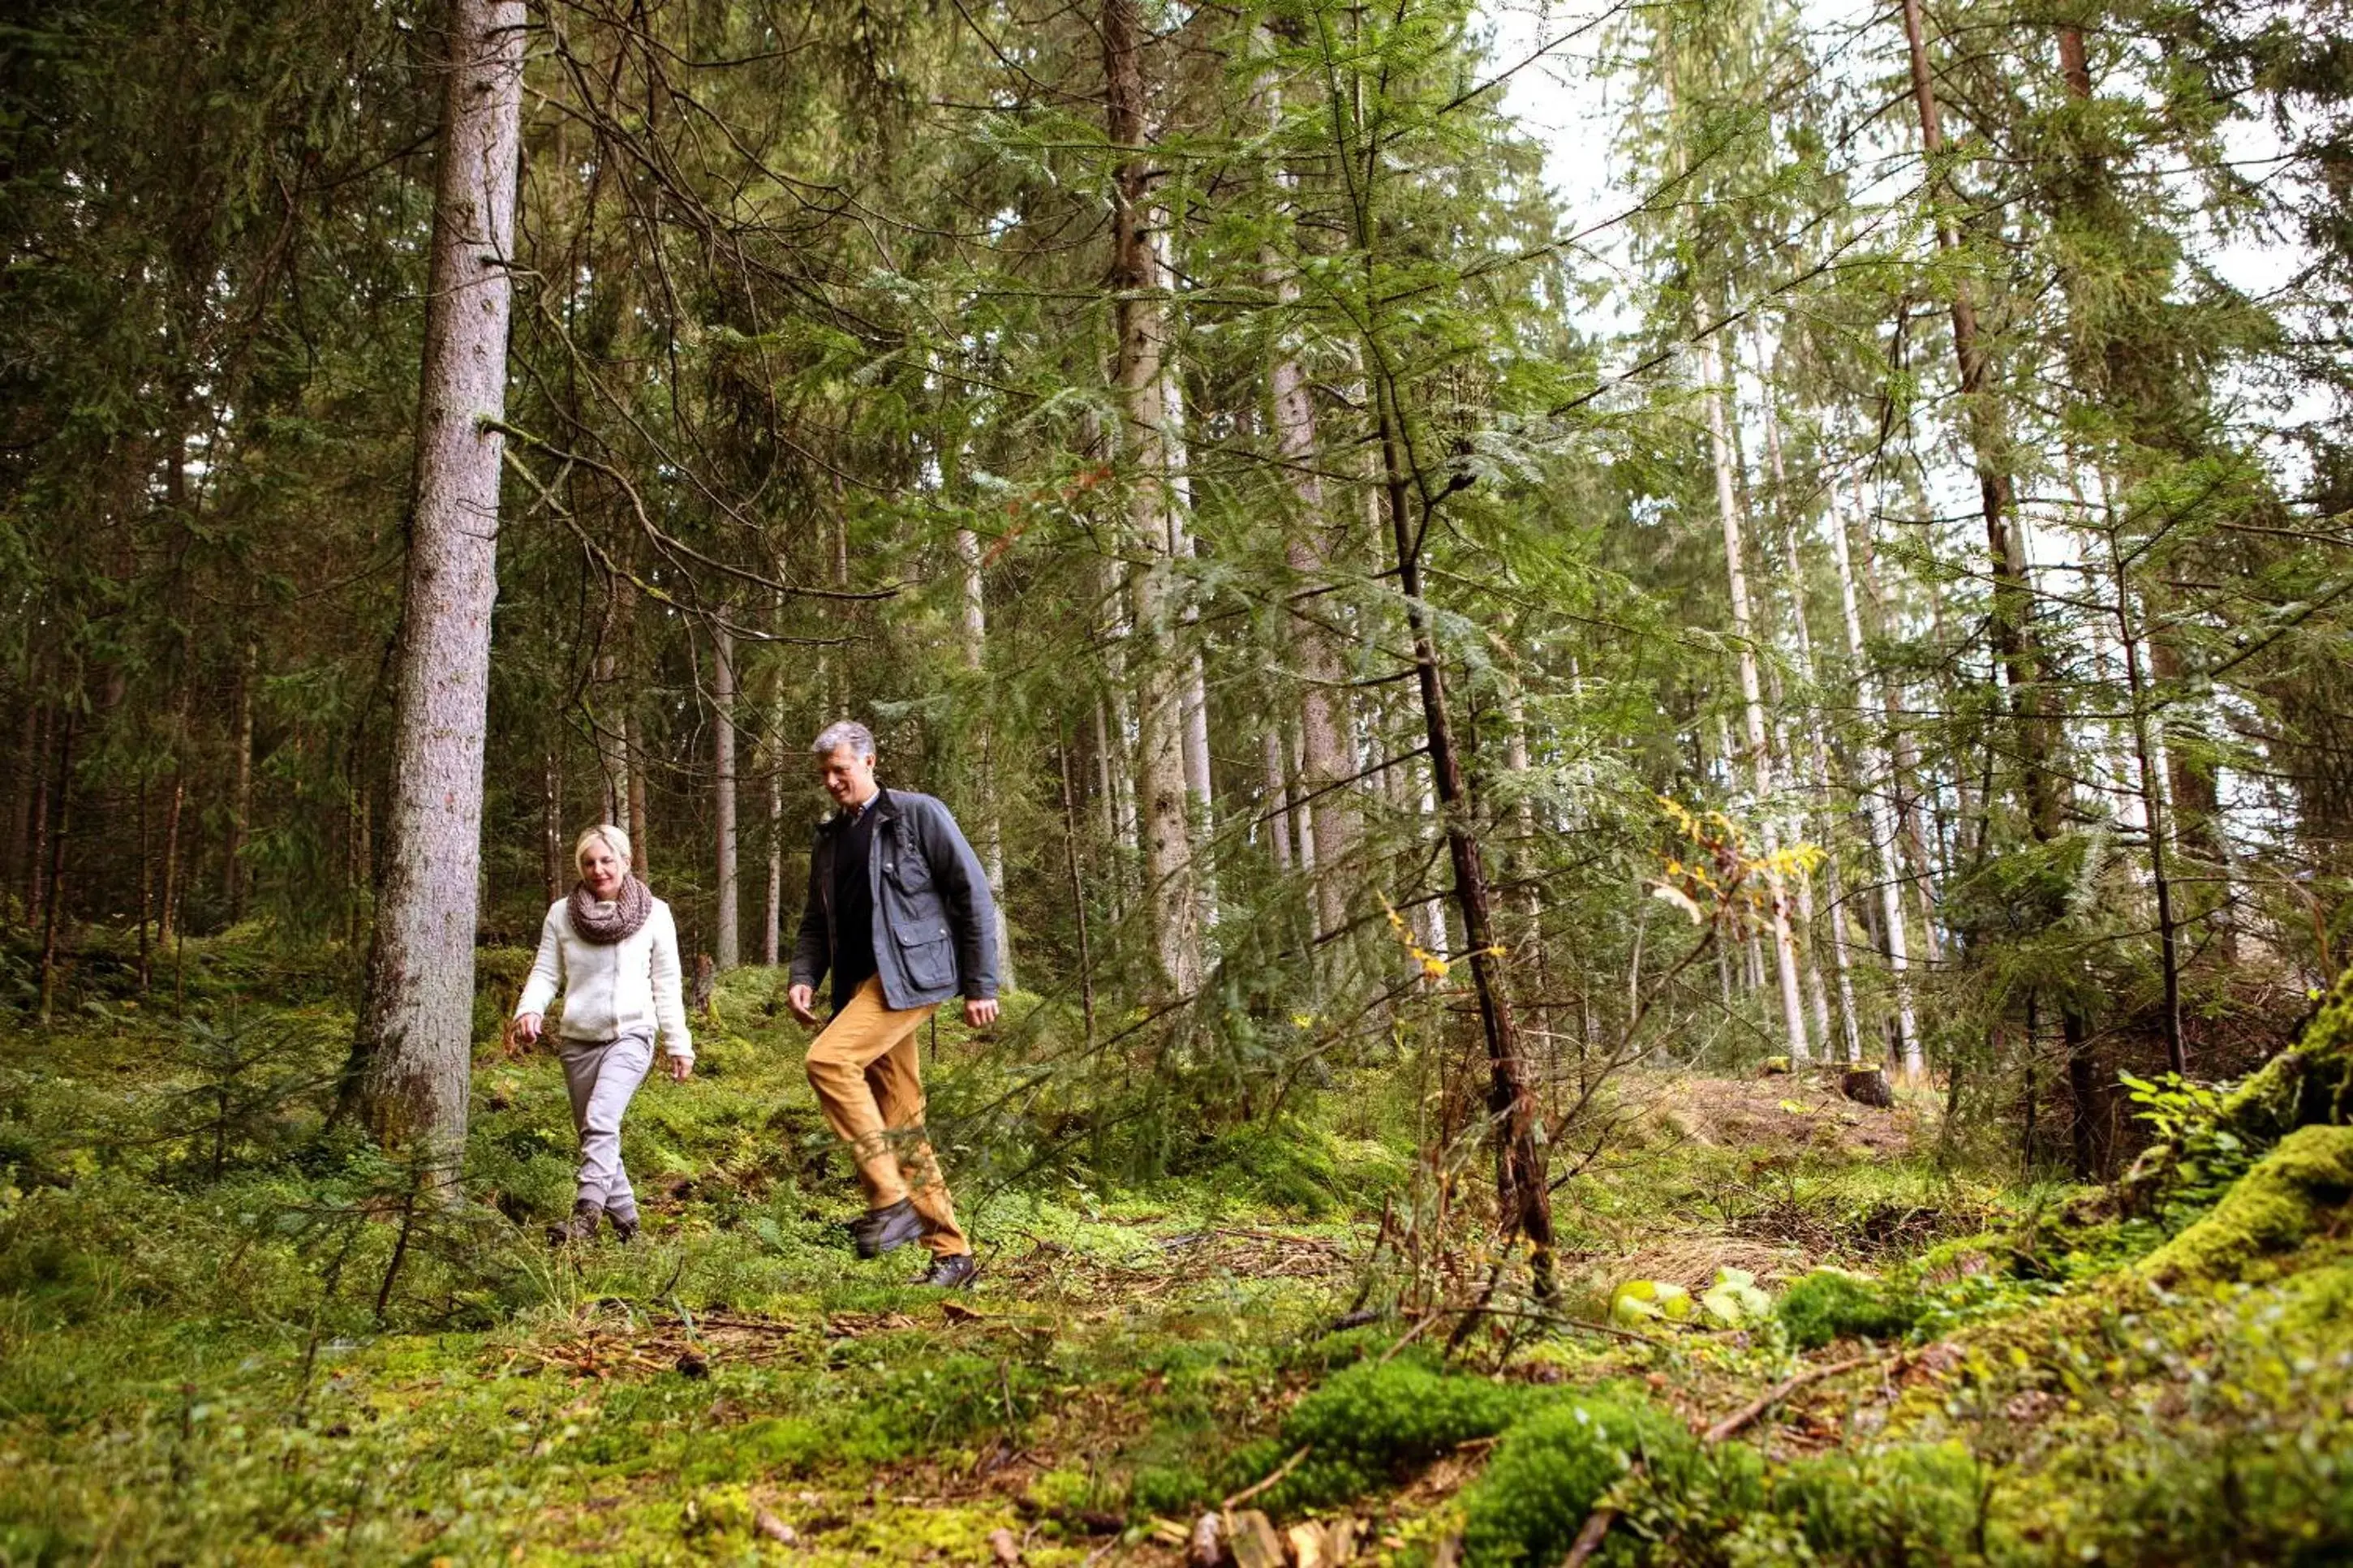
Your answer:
[663,1053,693,1084]
[511,1012,544,1046]
[963,996,999,1030]
[787,983,818,1026]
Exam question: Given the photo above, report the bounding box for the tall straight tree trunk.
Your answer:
[1899,0,2093,1137]
[348,0,525,1165]
[228,638,256,923]
[1852,485,1946,968]
[23,702,50,930]
[594,578,633,826]
[2105,531,2186,1072]
[8,686,39,900]
[1829,484,1922,1073]
[1267,275,1357,934]
[1263,725,1293,871]
[764,638,785,968]
[712,624,739,971]
[542,747,564,907]
[37,714,72,1025]
[1255,45,1357,932]
[160,767,186,948]
[1754,354,1862,1063]
[1106,0,1201,996]
[955,526,1014,990]
[1705,337,1810,1062]
[626,709,649,878]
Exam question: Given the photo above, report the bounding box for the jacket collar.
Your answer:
[828,784,894,831]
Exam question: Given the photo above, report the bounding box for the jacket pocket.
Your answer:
[894,922,954,990]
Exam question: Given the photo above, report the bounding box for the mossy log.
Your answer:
[2140,1123,2353,1285]
[2119,964,2353,1214]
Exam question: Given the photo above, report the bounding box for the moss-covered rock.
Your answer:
[2140,1123,2353,1284]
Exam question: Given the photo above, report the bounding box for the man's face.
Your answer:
[819,745,878,809]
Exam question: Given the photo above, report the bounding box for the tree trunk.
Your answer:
[626,707,649,877]
[1106,0,1201,997]
[347,0,525,1168]
[37,714,72,1026]
[712,623,739,970]
[1829,486,1922,1073]
[138,766,153,990]
[24,702,50,931]
[2106,535,2186,1072]
[764,645,785,967]
[1263,725,1293,870]
[542,746,563,907]
[228,638,256,923]
[1371,369,1553,1278]
[594,578,632,827]
[1704,335,1810,1062]
[955,526,1014,990]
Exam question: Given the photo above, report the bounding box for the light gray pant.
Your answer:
[560,1030,654,1215]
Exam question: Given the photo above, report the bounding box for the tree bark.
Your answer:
[228,638,256,923]
[1105,0,1202,997]
[1704,335,1811,1062]
[542,746,564,907]
[348,0,526,1169]
[955,526,1014,990]
[764,644,785,968]
[37,714,72,1026]
[712,623,739,970]
[1829,485,1923,1073]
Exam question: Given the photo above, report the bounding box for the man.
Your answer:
[789,720,998,1289]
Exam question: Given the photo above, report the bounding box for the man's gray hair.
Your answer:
[812,720,877,759]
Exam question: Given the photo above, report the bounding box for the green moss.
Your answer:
[2141,1123,2353,1284]
[1264,1357,1534,1510]
[1770,1442,1990,1560]
[1455,1393,1720,1566]
[1776,1269,1921,1350]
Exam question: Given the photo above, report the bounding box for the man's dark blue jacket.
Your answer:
[789,788,1000,1012]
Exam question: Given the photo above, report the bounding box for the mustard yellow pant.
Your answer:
[803,977,970,1258]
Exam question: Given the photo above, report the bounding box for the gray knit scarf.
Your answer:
[568,875,652,944]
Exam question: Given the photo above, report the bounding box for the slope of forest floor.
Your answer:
[1,934,2348,1565]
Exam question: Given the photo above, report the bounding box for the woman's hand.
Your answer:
[663,1053,693,1083]
[511,1012,544,1046]
[786,983,818,1026]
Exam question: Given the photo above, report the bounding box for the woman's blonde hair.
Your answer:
[573,823,633,874]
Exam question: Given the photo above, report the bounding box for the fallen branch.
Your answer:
[1704,1352,1882,1444]
[1221,1445,1312,1510]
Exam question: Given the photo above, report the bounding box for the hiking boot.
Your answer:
[847,1197,924,1259]
[547,1199,601,1245]
[604,1204,639,1244]
[913,1252,978,1290]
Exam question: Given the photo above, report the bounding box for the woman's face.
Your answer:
[579,840,626,900]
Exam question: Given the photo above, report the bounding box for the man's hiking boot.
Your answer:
[847,1197,923,1258]
[604,1205,639,1244]
[547,1199,601,1245]
[913,1252,978,1290]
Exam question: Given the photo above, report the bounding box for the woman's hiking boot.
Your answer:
[604,1204,640,1244]
[546,1199,601,1245]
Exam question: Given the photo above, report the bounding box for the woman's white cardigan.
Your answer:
[515,897,695,1060]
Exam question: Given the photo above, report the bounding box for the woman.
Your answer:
[514,824,693,1244]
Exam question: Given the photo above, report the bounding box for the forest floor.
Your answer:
[2,934,2349,1565]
